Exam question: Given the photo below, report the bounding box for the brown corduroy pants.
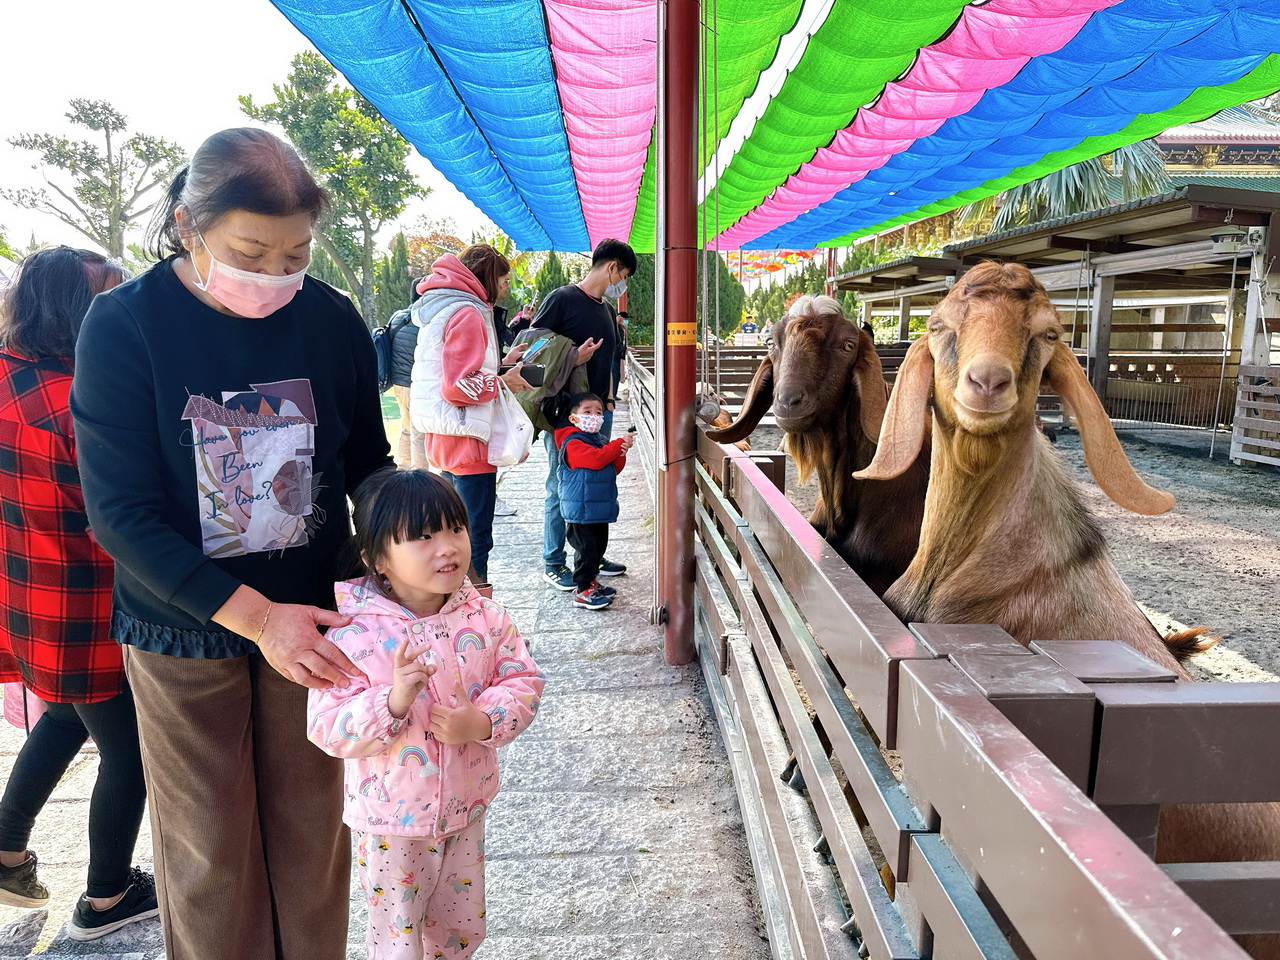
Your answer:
[124,646,349,960]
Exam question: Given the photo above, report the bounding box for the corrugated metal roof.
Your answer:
[1168,174,1280,193]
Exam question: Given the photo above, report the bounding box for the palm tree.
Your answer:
[958,140,1171,234]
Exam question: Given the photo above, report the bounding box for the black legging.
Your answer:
[0,685,146,897]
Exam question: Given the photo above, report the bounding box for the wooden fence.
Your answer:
[626,351,1280,960]
[1231,366,1280,467]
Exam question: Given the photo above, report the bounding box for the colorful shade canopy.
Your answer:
[272,0,1280,253]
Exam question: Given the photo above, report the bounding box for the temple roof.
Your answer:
[1157,105,1280,144]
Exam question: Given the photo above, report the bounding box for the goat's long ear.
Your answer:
[855,337,932,480]
[706,356,774,443]
[1046,342,1174,515]
[853,333,889,443]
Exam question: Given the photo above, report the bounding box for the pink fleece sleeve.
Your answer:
[440,307,499,406]
[475,612,545,749]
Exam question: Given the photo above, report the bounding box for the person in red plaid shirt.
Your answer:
[0,247,159,940]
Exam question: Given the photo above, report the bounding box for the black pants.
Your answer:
[566,522,610,591]
[0,685,146,897]
[443,470,496,582]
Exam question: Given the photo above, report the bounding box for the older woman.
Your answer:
[71,128,393,960]
[0,247,155,941]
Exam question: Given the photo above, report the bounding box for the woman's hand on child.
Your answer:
[258,604,359,690]
[389,638,438,719]
[427,680,494,745]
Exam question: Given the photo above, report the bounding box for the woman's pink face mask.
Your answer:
[193,231,307,318]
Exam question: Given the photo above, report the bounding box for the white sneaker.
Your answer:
[493,497,517,517]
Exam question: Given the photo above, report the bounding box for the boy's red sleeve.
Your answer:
[564,437,626,470]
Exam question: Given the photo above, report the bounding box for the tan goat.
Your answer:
[856,261,1279,958]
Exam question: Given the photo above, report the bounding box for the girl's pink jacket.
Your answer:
[307,578,544,840]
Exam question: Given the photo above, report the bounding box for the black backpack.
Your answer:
[372,309,412,394]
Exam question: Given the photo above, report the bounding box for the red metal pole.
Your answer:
[657,0,697,665]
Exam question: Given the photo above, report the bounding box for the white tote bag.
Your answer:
[487,381,534,467]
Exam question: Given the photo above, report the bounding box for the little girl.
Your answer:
[308,469,544,959]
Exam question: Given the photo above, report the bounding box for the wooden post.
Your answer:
[897,296,912,343]
[1088,273,1116,399]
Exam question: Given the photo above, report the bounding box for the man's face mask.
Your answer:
[605,265,628,300]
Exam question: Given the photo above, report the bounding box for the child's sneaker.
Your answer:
[543,565,575,591]
[598,558,627,576]
[66,868,159,941]
[591,580,617,598]
[493,497,517,517]
[573,585,613,610]
[0,852,48,908]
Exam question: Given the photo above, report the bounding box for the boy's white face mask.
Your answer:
[571,413,605,434]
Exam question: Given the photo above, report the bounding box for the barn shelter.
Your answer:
[836,182,1280,465]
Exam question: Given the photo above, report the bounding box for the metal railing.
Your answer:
[625,350,1280,960]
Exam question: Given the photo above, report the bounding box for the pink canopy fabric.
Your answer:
[716,0,1120,248]
[545,0,657,247]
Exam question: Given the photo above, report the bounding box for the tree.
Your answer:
[696,253,747,339]
[374,233,413,322]
[241,52,427,325]
[958,140,1170,234]
[0,227,17,263]
[2,100,185,259]
[533,251,568,306]
[405,217,465,277]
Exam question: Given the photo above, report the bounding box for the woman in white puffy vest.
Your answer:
[408,244,530,587]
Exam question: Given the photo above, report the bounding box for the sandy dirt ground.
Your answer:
[750,423,1279,682]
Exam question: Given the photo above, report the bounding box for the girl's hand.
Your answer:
[500,365,533,393]
[257,603,359,690]
[502,343,529,366]
[388,638,438,719]
[427,679,494,745]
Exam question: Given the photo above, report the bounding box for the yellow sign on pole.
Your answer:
[666,322,696,346]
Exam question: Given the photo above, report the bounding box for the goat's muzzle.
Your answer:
[954,358,1018,428]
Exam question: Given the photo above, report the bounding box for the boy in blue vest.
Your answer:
[555,392,633,609]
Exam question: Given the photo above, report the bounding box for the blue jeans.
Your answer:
[543,433,567,569]
[602,408,614,439]
[443,471,496,582]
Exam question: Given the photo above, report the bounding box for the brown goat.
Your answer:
[708,295,928,596]
[857,261,1279,957]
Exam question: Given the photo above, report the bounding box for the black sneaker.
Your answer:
[598,558,627,577]
[543,565,575,591]
[0,851,49,908]
[67,867,159,941]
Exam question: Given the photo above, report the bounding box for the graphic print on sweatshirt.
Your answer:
[182,378,318,557]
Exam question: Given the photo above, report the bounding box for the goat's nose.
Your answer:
[965,361,1013,399]
[776,388,804,410]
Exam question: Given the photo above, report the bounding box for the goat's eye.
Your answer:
[929,322,945,334]
[1045,330,1060,341]
[842,339,856,352]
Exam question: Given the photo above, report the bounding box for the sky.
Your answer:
[0,0,496,257]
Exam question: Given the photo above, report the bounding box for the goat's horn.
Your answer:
[707,356,774,443]
[1046,342,1174,515]
[855,337,933,481]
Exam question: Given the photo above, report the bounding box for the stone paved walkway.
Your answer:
[0,403,771,959]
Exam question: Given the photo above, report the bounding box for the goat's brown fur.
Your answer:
[857,261,1277,957]
[708,296,927,595]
